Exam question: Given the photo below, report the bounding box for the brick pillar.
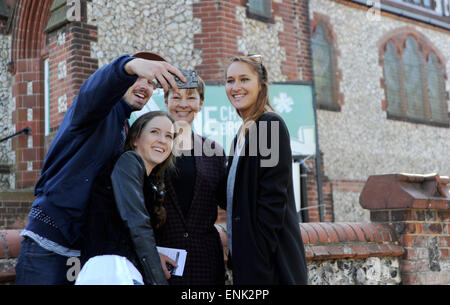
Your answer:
[360,173,450,284]
[45,0,98,146]
[193,0,242,82]
[303,152,334,222]
[45,22,98,144]
[10,58,43,188]
[9,0,53,189]
[276,0,313,82]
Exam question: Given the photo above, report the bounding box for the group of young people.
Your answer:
[14,51,308,285]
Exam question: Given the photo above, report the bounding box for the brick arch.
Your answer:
[9,0,53,189]
[11,0,52,61]
[377,26,447,69]
[377,26,448,126]
[311,13,337,45]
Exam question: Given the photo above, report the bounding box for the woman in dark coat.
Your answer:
[156,77,227,285]
[225,55,308,285]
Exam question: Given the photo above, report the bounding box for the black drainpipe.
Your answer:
[305,0,325,222]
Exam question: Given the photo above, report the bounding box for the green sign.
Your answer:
[129,83,316,156]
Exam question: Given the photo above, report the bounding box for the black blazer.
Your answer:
[227,112,308,285]
[157,133,227,285]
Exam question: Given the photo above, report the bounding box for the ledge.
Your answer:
[360,173,450,210]
[0,190,35,202]
[0,230,22,259]
[0,230,22,283]
[299,222,404,261]
[0,222,405,283]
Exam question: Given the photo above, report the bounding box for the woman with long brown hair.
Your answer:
[225,55,308,284]
[77,111,177,285]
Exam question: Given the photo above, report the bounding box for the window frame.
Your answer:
[245,0,275,24]
[311,19,342,112]
[381,33,449,128]
[402,0,437,10]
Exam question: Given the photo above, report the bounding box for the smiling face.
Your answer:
[133,115,175,175]
[165,88,204,125]
[124,77,155,110]
[225,61,261,120]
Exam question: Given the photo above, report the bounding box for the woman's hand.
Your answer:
[159,253,178,280]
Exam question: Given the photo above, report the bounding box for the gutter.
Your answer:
[349,0,450,30]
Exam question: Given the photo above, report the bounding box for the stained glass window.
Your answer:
[312,22,338,109]
[426,52,447,123]
[247,0,272,21]
[382,34,448,126]
[402,36,426,120]
[384,42,403,116]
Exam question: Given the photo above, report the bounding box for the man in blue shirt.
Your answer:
[15,52,185,285]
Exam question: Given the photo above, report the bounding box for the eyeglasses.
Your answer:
[246,54,263,64]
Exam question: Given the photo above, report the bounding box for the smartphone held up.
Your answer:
[156,69,198,89]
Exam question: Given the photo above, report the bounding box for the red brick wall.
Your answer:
[46,21,98,134]
[193,0,242,82]
[0,191,34,229]
[0,201,30,229]
[193,0,313,82]
[361,174,450,285]
[8,0,98,189]
[9,0,53,188]
[304,155,334,222]
[370,208,450,284]
[277,0,313,81]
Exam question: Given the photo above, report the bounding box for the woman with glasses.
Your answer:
[224,55,308,284]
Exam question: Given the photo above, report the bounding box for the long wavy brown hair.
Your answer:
[124,111,176,229]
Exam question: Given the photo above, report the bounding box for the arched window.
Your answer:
[311,22,339,110]
[383,42,403,116]
[381,33,448,127]
[426,52,447,123]
[403,36,426,120]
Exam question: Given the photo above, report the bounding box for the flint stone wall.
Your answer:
[0,33,14,190]
[235,6,287,82]
[87,0,202,69]
[308,256,400,285]
[310,0,450,223]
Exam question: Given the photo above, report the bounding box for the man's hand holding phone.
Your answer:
[124,58,187,92]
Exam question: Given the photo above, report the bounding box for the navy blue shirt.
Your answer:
[26,55,138,247]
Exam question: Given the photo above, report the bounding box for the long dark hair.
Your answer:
[124,111,175,229]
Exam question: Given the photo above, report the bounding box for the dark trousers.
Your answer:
[15,237,76,285]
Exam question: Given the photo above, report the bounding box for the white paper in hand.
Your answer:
[157,246,187,276]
